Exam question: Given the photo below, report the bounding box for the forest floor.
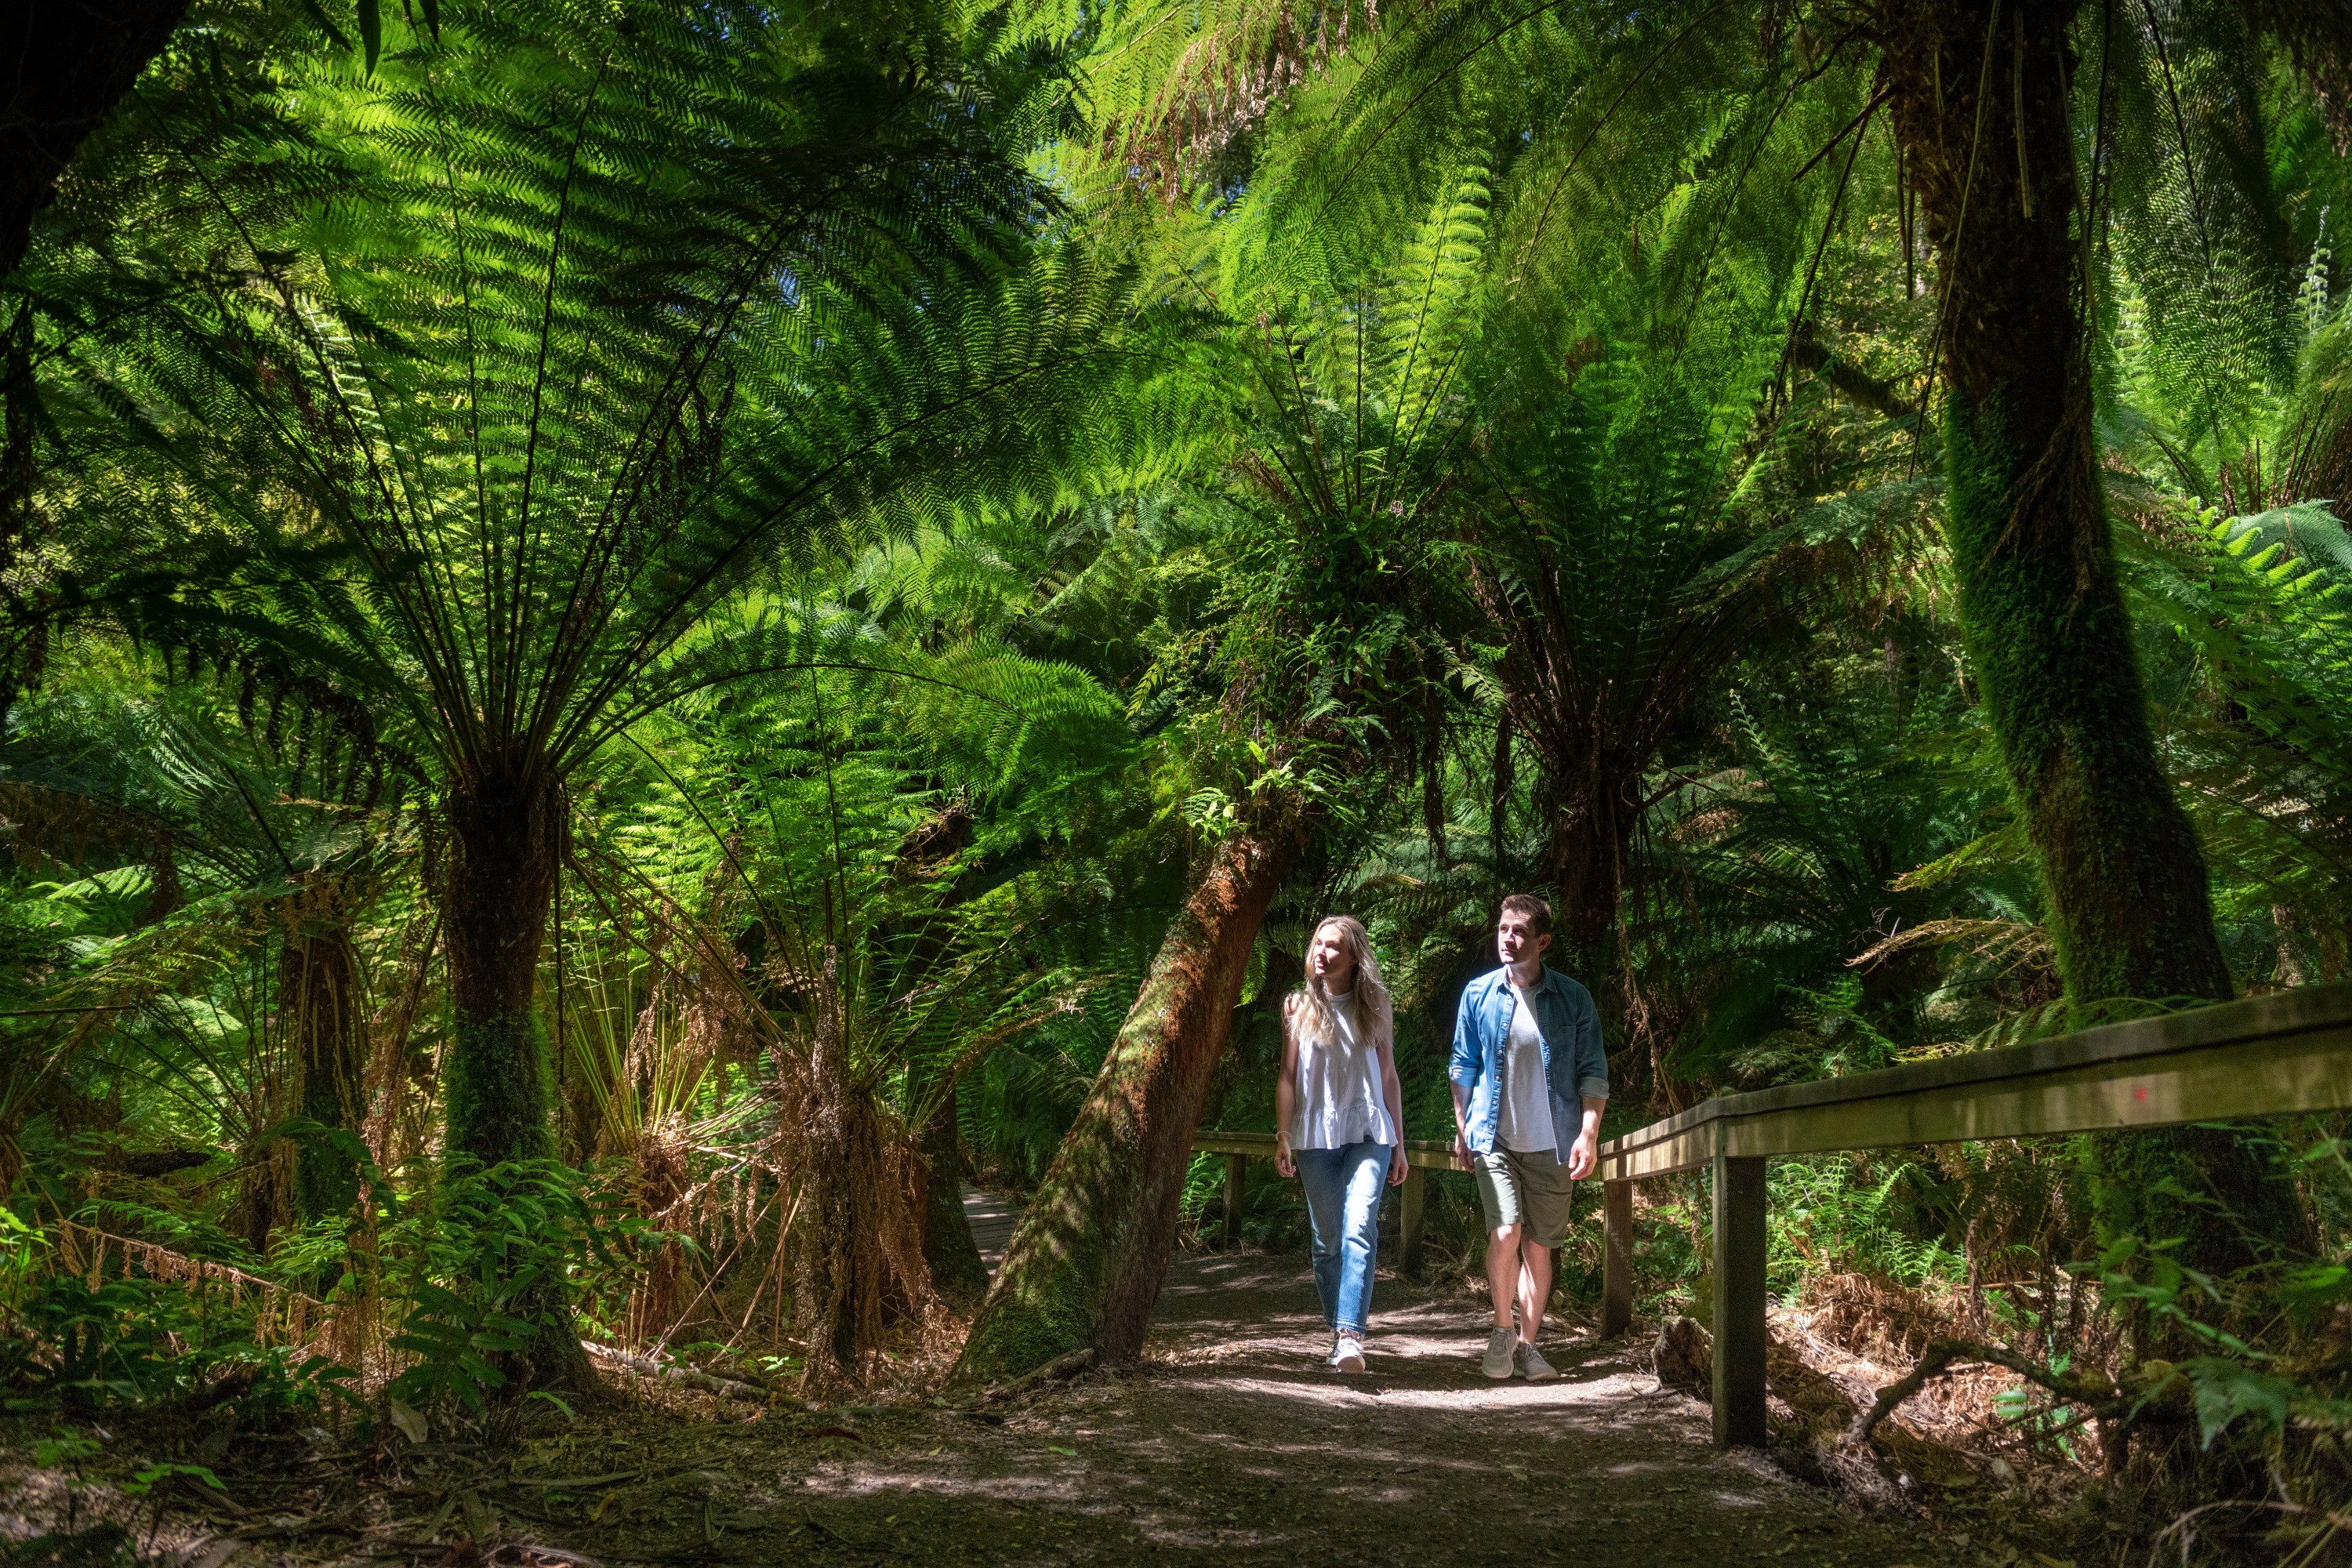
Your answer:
[0,1246,2094,1568]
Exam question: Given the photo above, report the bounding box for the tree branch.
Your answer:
[1845,1337,2126,1447]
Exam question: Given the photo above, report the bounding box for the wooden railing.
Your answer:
[1189,1131,1455,1278]
[1600,982,2352,1448]
[1195,982,2352,1450]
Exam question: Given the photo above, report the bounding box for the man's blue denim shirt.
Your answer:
[1449,965,1609,1165]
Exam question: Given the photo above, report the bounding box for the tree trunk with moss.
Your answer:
[441,758,593,1392]
[916,1102,989,1305]
[1882,0,2303,1277]
[285,921,365,1224]
[950,827,1305,1385]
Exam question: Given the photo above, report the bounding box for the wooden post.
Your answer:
[1399,1164,1425,1279]
[1602,1178,1634,1338]
[1711,1149,1769,1449]
[1222,1152,1246,1247]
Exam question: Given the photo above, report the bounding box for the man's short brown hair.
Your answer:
[1497,893,1552,937]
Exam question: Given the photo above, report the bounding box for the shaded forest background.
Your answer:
[4,0,2352,1558]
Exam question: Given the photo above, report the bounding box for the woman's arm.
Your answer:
[1275,996,1299,1178]
[1377,1024,1408,1186]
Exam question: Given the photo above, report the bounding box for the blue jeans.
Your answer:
[1294,1141,1390,1338]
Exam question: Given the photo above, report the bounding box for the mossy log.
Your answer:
[950,827,1304,1386]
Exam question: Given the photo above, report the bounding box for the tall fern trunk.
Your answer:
[916,1100,989,1305]
[784,960,934,1393]
[285,924,364,1224]
[1883,0,2303,1279]
[441,760,591,1391]
[951,828,1305,1386]
[1544,760,1641,965]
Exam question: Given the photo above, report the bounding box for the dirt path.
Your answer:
[0,1250,2011,1566]
[961,1183,1021,1272]
[514,1252,1988,1568]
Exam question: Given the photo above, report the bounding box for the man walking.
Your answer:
[1450,894,1608,1380]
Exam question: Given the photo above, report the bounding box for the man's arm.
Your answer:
[1567,1095,1605,1179]
[1567,988,1608,1179]
[1447,982,1479,1088]
[1448,983,1480,1169]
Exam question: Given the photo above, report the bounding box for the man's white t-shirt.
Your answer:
[1495,983,1556,1154]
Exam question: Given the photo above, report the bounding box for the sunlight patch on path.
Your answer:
[961,1182,1021,1273]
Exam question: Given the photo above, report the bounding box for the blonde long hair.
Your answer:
[1285,916,1394,1052]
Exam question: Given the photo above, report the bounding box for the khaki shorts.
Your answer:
[1472,1148,1578,1247]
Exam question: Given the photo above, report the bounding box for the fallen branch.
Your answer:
[978,1346,1097,1403]
[56,1218,325,1345]
[581,1342,768,1403]
[1846,1338,2125,1447]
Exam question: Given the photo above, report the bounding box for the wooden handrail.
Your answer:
[1595,982,2352,1448]
[1187,1131,1465,1277]
[1598,982,2352,1181]
[1192,1130,1461,1168]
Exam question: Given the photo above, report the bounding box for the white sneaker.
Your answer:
[1482,1325,1517,1380]
[1515,1341,1558,1381]
[1333,1335,1366,1374]
[1323,1333,1341,1366]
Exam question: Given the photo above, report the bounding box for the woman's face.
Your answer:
[1308,924,1357,988]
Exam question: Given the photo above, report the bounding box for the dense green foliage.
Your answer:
[3,0,2351,1555]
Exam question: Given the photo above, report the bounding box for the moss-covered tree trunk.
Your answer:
[950,827,1304,1385]
[916,1102,989,1305]
[285,921,365,1224]
[1882,0,2303,1276]
[441,757,593,1392]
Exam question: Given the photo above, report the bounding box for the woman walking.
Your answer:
[1273,915,1408,1374]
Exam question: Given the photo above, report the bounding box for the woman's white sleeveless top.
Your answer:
[1290,992,1396,1149]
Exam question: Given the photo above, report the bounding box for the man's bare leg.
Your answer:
[1515,1240,1552,1345]
[1485,1223,1523,1327]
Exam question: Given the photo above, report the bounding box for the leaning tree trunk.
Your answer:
[285,920,365,1225]
[1882,0,2304,1279]
[441,758,592,1392]
[950,827,1305,1386]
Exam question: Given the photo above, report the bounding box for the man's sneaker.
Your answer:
[1482,1325,1517,1380]
[1333,1335,1367,1374]
[1515,1341,1558,1381]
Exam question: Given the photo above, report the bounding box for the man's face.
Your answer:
[1497,913,1551,970]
